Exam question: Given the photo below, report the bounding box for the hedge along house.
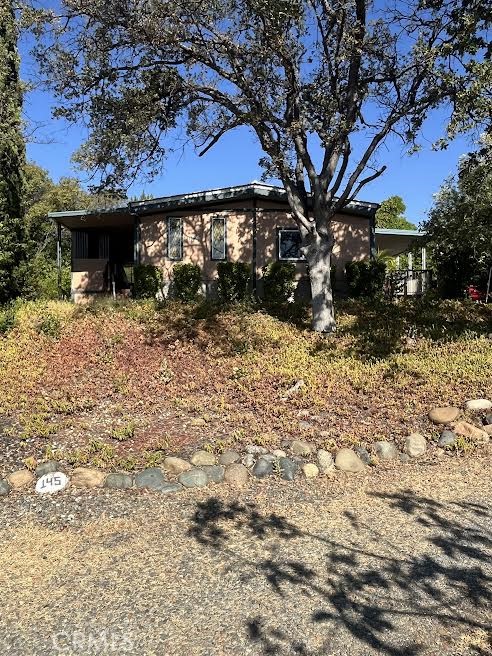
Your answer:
[49,182,426,303]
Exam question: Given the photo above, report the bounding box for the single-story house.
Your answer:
[49,182,427,303]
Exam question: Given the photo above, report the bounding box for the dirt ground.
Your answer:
[0,455,490,655]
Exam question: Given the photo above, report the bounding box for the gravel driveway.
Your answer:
[0,456,491,656]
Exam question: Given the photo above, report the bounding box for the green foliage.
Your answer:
[217,262,251,303]
[172,263,202,302]
[0,1,26,302]
[345,259,387,299]
[375,196,416,230]
[133,264,162,299]
[423,141,492,298]
[262,261,296,302]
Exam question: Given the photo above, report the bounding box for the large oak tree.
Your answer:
[31,0,491,330]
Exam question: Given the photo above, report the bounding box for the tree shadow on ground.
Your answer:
[188,492,491,655]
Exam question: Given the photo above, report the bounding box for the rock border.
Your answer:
[1,399,490,497]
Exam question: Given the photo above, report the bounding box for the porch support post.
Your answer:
[421,246,427,270]
[396,255,400,270]
[56,221,62,298]
[407,252,413,271]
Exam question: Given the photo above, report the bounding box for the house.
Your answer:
[49,182,427,302]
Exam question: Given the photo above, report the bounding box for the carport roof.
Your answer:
[375,227,426,256]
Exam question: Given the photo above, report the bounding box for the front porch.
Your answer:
[375,228,429,297]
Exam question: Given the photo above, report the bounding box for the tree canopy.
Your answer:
[375,196,416,230]
[27,0,492,329]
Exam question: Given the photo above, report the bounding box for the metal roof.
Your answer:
[375,228,424,237]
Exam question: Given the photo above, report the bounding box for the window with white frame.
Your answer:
[167,217,183,260]
[278,229,304,260]
[211,216,227,260]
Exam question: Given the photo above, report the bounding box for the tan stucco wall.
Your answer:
[71,258,108,296]
[140,203,371,296]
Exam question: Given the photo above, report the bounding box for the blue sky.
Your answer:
[21,39,472,227]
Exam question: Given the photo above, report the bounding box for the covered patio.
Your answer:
[375,228,430,297]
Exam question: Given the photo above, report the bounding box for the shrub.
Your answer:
[217,262,251,303]
[262,261,296,303]
[172,263,202,302]
[133,264,162,299]
[345,258,387,298]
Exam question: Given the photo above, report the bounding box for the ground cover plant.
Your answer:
[0,297,490,475]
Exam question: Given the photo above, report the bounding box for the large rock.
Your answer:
[302,463,319,479]
[178,468,209,488]
[272,449,287,458]
[464,399,492,412]
[317,449,334,473]
[35,460,60,477]
[135,467,166,490]
[104,473,133,489]
[428,406,460,424]
[71,468,106,488]
[8,469,34,490]
[278,457,298,481]
[252,457,273,478]
[163,457,192,474]
[190,450,216,466]
[158,482,182,494]
[452,421,489,442]
[242,454,255,469]
[374,441,399,461]
[290,439,314,456]
[335,448,365,473]
[201,465,225,484]
[438,430,457,447]
[218,450,241,465]
[355,446,371,465]
[35,472,69,495]
[224,463,249,486]
[0,479,11,496]
[405,433,427,457]
[245,445,268,455]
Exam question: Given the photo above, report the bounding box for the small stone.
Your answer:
[317,449,334,472]
[35,460,60,477]
[335,448,365,473]
[302,463,319,479]
[354,446,371,465]
[464,399,492,412]
[405,433,427,457]
[272,449,286,458]
[452,421,489,442]
[163,457,192,474]
[135,467,166,490]
[190,417,207,427]
[260,454,276,462]
[399,453,411,463]
[245,445,268,455]
[71,468,106,488]
[190,450,216,466]
[252,457,273,478]
[35,472,69,495]
[438,430,457,447]
[242,454,255,468]
[428,406,460,424]
[224,463,249,486]
[278,457,298,481]
[218,450,241,465]
[159,482,182,494]
[178,468,209,488]
[8,469,34,490]
[104,473,133,489]
[201,465,225,483]
[291,439,314,456]
[374,441,399,460]
[299,421,313,431]
[484,413,492,426]
[0,479,11,496]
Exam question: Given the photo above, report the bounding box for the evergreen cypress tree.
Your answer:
[0,0,25,303]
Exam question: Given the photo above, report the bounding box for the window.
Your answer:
[211,216,227,260]
[167,217,183,260]
[72,230,109,259]
[278,229,304,260]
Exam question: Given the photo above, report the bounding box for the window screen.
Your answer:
[211,216,226,260]
[278,229,303,260]
[167,217,183,260]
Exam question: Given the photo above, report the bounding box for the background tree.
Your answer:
[423,136,492,298]
[30,0,491,330]
[375,196,416,230]
[0,0,26,303]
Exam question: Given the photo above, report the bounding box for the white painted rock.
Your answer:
[464,399,492,412]
[35,472,69,495]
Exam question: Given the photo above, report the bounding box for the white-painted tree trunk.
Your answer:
[304,235,336,334]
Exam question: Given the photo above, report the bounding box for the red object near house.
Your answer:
[466,285,484,301]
